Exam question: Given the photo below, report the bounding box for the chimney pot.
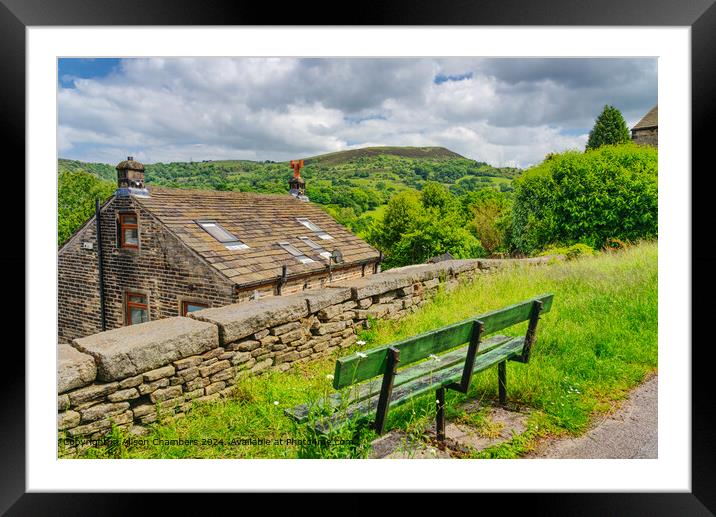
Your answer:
[288,159,308,201]
[116,157,149,198]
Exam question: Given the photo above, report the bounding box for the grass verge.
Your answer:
[67,241,657,459]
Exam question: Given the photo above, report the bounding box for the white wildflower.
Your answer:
[357,352,367,358]
[356,340,366,346]
[273,400,279,406]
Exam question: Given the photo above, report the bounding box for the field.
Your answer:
[67,241,657,459]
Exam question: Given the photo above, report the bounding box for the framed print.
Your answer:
[5,0,715,513]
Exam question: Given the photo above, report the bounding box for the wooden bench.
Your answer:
[285,294,554,441]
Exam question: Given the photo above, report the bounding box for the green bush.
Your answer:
[510,143,657,254]
[539,243,597,260]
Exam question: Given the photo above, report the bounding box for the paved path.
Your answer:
[528,375,658,459]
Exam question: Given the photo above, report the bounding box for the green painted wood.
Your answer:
[332,294,553,389]
[314,337,526,434]
[285,334,516,423]
[332,320,474,389]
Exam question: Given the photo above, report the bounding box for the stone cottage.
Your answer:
[58,158,381,342]
[631,105,658,147]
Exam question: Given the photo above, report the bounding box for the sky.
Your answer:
[58,57,657,168]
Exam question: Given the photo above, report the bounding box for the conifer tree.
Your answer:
[586,105,631,150]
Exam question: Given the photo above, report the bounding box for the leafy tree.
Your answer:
[420,181,455,214]
[58,170,115,246]
[586,105,631,150]
[370,187,486,268]
[388,216,484,268]
[372,190,423,251]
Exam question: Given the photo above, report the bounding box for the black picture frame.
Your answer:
[5,0,714,513]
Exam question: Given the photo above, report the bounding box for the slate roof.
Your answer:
[632,105,658,130]
[134,187,380,287]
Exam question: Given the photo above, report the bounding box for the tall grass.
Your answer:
[373,241,657,441]
[69,241,657,459]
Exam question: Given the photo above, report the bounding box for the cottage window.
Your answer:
[119,213,139,248]
[182,301,208,316]
[279,242,315,264]
[196,220,249,250]
[125,292,148,325]
[296,218,333,240]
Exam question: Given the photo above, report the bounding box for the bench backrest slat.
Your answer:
[332,293,553,389]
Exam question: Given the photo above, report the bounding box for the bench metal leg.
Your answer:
[447,320,484,394]
[436,387,446,442]
[373,347,400,435]
[519,300,543,363]
[498,361,507,406]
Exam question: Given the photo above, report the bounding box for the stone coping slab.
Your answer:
[190,294,309,345]
[329,264,446,299]
[302,286,352,313]
[333,261,472,299]
[444,259,485,274]
[72,317,218,382]
[58,344,97,393]
[479,256,561,268]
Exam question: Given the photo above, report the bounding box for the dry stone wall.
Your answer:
[57,256,556,451]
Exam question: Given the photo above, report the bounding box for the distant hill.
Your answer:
[305,146,465,166]
[58,146,521,243]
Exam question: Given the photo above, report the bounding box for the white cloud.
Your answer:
[58,57,656,168]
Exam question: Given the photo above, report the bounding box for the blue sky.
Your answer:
[57,57,657,168]
[58,58,121,88]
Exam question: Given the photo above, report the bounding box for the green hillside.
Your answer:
[58,147,521,244]
[58,143,657,271]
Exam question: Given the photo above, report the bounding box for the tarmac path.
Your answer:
[528,375,658,459]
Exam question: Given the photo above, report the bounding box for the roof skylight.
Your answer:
[299,236,332,260]
[279,242,315,264]
[296,218,333,240]
[196,221,249,250]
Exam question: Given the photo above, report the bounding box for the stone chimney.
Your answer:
[116,157,149,197]
[288,159,309,201]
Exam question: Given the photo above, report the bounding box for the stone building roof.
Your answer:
[135,187,380,287]
[632,105,658,130]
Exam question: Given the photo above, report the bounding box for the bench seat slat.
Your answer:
[284,334,515,423]
[302,337,525,433]
[332,294,553,389]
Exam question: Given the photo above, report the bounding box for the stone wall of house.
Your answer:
[58,196,237,342]
[57,256,556,452]
[632,127,658,147]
